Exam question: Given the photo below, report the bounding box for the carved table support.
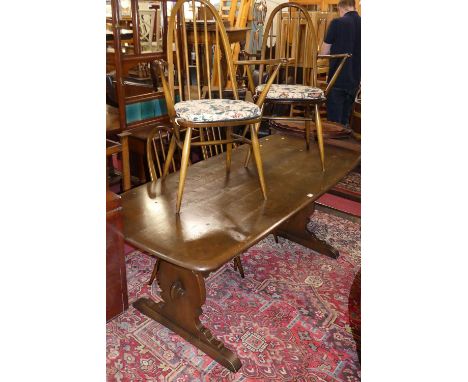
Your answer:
[133,260,242,372]
[273,202,339,259]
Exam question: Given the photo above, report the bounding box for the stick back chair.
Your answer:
[157,0,284,213]
[242,3,350,170]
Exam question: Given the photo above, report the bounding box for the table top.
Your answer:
[121,133,360,273]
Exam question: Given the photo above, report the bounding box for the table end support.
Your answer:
[274,202,340,259]
[133,260,242,372]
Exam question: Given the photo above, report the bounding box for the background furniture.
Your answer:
[107,0,173,186]
[106,191,129,321]
[139,8,163,52]
[291,0,360,14]
[106,114,131,192]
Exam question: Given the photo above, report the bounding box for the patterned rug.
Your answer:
[107,210,361,381]
[334,172,361,195]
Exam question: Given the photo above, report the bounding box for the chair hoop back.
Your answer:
[167,0,239,104]
[261,3,318,87]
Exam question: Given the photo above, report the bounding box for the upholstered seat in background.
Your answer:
[255,84,325,100]
[174,99,261,123]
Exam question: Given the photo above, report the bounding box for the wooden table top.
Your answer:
[121,134,360,273]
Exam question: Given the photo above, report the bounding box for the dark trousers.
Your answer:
[326,87,358,126]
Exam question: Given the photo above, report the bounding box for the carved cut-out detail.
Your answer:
[133,260,242,371]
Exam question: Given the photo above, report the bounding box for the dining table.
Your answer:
[120,133,360,371]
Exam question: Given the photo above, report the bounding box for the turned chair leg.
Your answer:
[315,104,325,171]
[249,124,267,200]
[176,128,192,213]
[233,256,245,278]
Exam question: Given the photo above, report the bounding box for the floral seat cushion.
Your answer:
[174,99,261,123]
[256,84,325,100]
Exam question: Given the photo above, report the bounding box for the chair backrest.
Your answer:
[260,3,318,87]
[139,9,156,47]
[146,125,226,181]
[146,125,179,181]
[164,0,240,115]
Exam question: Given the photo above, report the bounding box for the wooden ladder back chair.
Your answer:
[243,2,350,171]
[156,0,284,213]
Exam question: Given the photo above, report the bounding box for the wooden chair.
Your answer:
[157,0,285,214]
[241,3,349,170]
[145,125,245,285]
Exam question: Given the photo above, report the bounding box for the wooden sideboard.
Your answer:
[106,190,129,321]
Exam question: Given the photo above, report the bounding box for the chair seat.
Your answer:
[256,84,325,100]
[174,99,261,123]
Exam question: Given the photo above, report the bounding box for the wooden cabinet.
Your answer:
[106,190,129,321]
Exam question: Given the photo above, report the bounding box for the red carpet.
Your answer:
[316,172,361,216]
[316,193,361,217]
[107,210,361,381]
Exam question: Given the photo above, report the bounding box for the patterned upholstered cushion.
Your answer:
[174,99,261,123]
[256,84,325,100]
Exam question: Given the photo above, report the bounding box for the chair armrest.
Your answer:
[234,58,295,96]
[317,53,351,60]
[318,54,352,96]
[239,50,261,59]
[234,58,295,66]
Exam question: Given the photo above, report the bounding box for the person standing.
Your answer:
[320,0,361,126]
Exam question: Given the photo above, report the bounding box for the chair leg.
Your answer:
[226,127,232,172]
[243,122,259,168]
[148,258,160,285]
[249,124,267,200]
[314,104,325,171]
[233,256,245,278]
[176,127,192,213]
[163,134,177,178]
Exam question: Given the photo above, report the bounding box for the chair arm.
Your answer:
[234,58,295,66]
[234,58,295,95]
[239,50,261,60]
[317,54,352,96]
[317,53,351,60]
